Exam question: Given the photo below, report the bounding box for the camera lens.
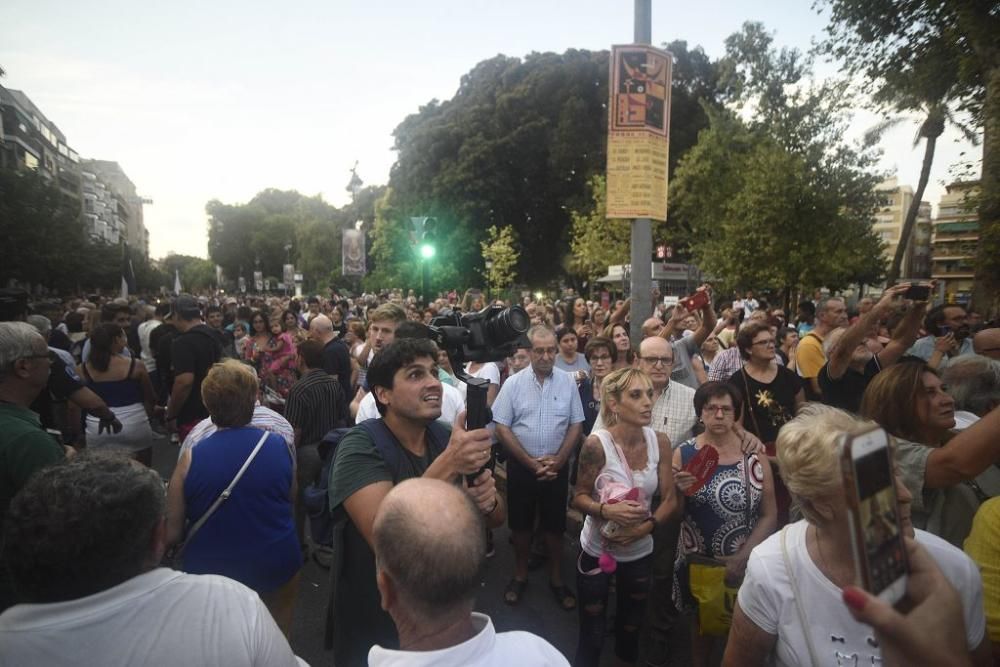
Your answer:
[484,306,529,345]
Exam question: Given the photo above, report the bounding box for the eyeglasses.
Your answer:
[752,340,776,347]
[589,354,612,362]
[703,404,734,415]
[640,356,674,366]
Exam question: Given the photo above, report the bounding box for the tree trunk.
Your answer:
[972,64,1000,318]
[886,117,939,285]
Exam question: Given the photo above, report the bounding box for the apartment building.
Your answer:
[873,177,932,279]
[930,181,979,304]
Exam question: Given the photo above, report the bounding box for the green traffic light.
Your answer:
[420,243,436,259]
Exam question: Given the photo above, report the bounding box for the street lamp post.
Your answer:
[485,258,494,303]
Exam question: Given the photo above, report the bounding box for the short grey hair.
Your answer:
[0,322,46,377]
[942,356,1000,417]
[26,314,52,336]
[527,324,555,344]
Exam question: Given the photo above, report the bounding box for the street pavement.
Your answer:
[151,436,707,666]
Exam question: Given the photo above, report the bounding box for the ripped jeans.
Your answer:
[574,551,653,667]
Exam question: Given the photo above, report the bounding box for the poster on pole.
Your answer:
[606,44,672,221]
[342,229,366,276]
[253,271,263,292]
[282,264,295,285]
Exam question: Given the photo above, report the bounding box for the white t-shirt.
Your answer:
[0,568,306,667]
[356,381,465,425]
[456,362,501,403]
[138,319,161,372]
[737,520,985,666]
[368,612,567,667]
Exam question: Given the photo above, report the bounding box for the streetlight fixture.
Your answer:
[485,258,494,302]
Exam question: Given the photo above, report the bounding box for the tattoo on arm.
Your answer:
[573,437,606,505]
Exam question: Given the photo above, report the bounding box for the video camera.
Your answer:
[430,304,529,481]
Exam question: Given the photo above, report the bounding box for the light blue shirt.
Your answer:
[907,335,975,367]
[492,366,584,458]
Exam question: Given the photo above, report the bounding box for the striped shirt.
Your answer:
[492,367,584,458]
[284,369,348,447]
[179,404,294,460]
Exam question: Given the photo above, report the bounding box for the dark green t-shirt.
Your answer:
[0,403,65,611]
[327,422,449,667]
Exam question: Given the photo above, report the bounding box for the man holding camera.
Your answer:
[328,337,504,666]
[493,325,584,610]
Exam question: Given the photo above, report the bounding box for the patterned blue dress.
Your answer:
[674,438,765,608]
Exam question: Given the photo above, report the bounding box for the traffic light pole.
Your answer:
[629,0,653,347]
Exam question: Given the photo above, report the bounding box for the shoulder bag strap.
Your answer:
[741,369,765,439]
[175,429,270,559]
[781,526,820,667]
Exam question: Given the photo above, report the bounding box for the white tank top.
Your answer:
[579,427,660,562]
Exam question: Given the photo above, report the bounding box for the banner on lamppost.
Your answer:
[238,276,247,293]
[282,264,294,285]
[253,271,263,292]
[605,44,672,221]
[342,229,366,276]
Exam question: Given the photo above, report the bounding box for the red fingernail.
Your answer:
[842,587,867,612]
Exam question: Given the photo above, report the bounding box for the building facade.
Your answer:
[0,85,82,202]
[81,159,149,257]
[931,181,979,305]
[1,85,148,258]
[873,177,932,279]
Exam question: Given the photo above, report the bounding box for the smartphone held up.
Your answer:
[840,427,909,605]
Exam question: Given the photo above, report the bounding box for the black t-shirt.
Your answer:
[819,356,881,415]
[729,366,802,444]
[30,351,86,431]
[322,338,353,400]
[152,323,178,393]
[170,324,221,424]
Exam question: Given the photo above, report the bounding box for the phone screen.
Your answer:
[853,447,906,596]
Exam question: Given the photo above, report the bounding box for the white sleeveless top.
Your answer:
[579,427,660,562]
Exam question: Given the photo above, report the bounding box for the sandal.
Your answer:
[550,583,577,611]
[504,578,528,605]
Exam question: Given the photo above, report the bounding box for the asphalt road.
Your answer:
[152,435,699,667]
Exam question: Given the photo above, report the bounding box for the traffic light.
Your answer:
[412,216,437,260]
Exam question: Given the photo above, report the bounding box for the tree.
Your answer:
[373,44,722,290]
[480,225,519,294]
[819,0,1000,309]
[672,111,885,300]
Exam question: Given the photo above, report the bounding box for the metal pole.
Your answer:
[629,0,653,347]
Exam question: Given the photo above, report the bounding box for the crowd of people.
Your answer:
[0,282,998,666]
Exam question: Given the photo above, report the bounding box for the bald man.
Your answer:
[369,478,568,666]
[973,328,1000,361]
[309,314,352,399]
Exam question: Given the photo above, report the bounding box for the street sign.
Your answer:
[606,44,672,221]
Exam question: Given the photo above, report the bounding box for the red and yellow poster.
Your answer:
[606,45,672,221]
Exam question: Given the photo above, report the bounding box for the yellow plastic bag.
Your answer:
[688,561,739,636]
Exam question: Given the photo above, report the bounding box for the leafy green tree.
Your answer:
[819,0,1000,308]
[480,225,520,294]
[671,110,885,301]
[373,43,721,290]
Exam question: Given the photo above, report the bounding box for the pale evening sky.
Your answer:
[1,0,979,260]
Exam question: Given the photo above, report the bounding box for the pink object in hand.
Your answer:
[599,552,617,573]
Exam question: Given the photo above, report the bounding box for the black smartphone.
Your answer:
[904,284,931,301]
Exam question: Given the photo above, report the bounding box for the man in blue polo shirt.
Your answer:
[493,324,584,611]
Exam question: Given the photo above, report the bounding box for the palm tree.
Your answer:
[866,99,979,285]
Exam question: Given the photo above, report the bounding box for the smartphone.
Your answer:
[903,283,931,301]
[840,427,908,604]
[680,290,708,312]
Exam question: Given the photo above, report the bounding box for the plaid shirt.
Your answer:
[591,380,697,449]
[707,345,783,383]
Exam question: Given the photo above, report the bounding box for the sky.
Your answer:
[1,0,980,260]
